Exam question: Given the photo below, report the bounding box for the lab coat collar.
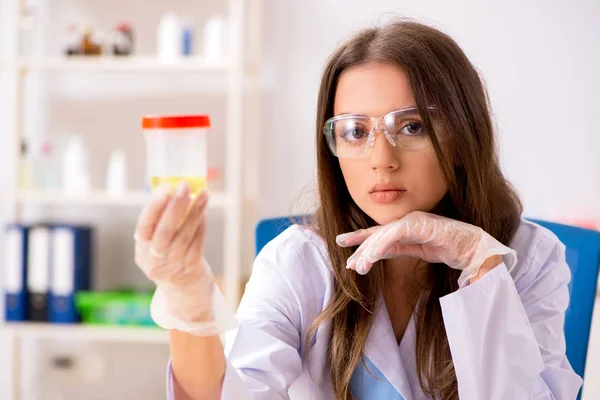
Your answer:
[363,292,414,400]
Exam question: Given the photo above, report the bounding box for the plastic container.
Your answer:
[33,140,58,189]
[105,148,128,195]
[142,115,210,196]
[157,12,181,61]
[182,22,193,56]
[203,16,228,62]
[75,291,156,326]
[61,135,91,195]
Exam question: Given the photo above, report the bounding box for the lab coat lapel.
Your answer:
[364,293,413,399]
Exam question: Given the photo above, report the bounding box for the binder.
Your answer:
[4,224,29,321]
[27,224,52,321]
[49,225,93,323]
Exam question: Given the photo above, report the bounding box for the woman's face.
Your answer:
[334,62,448,225]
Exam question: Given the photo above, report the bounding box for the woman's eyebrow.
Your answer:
[335,107,422,118]
[335,112,368,117]
[398,110,421,117]
[394,106,420,113]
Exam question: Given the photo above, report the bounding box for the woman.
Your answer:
[134,20,582,399]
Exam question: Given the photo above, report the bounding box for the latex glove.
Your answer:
[134,182,235,336]
[336,211,517,287]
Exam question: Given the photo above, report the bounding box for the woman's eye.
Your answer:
[340,126,368,141]
[400,121,424,136]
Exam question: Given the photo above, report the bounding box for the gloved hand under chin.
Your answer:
[336,211,517,287]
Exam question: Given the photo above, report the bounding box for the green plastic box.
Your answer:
[75,291,157,327]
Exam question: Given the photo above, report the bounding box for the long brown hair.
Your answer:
[306,20,522,399]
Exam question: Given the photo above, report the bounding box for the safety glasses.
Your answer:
[323,106,439,158]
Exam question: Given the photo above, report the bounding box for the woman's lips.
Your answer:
[370,190,406,203]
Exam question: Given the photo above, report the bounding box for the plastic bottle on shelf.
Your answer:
[157,12,182,62]
[18,5,45,58]
[33,140,58,189]
[18,139,32,189]
[203,16,228,62]
[19,7,35,57]
[105,149,127,196]
[83,27,103,56]
[182,19,194,56]
[112,22,134,56]
[61,135,91,195]
[64,23,81,56]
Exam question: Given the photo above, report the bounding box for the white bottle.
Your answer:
[203,16,228,62]
[157,12,182,62]
[105,149,127,196]
[19,9,35,57]
[61,136,91,195]
[33,140,58,189]
[19,6,43,58]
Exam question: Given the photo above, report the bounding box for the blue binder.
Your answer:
[49,225,93,323]
[4,224,29,321]
[27,224,52,321]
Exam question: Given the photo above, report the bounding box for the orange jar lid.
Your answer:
[142,115,210,129]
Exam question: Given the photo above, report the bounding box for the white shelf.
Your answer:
[2,56,230,73]
[15,189,228,208]
[2,1,259,397]
[3,322,169,344]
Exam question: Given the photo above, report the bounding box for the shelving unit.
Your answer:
[2,56,231,72]
[4,322,169,344]
[32,56,227,72]
[1,0,262,399]
[15,188,229,208]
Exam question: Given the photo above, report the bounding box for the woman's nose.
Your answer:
[368,130,400,172]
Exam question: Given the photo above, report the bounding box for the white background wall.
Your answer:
[1,0,600,399]
[260,0,600,225]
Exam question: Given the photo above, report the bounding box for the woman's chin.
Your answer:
[366,207,413,226]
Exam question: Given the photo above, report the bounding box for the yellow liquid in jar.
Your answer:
[150,176,207,196]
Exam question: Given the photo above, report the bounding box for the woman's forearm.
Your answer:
[170,330,226,400]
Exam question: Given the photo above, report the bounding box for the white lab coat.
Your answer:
[167,219,583,399]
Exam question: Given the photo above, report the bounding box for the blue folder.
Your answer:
[49,224,93,323]
[4,224,29,321]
